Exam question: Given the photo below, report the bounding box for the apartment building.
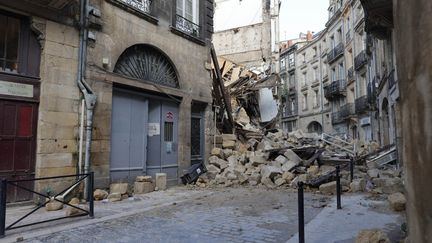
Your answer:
[0,0,215,202]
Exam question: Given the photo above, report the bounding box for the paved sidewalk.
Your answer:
[287,194,405,243]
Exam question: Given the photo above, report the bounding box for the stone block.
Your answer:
[275,155,288,164]
[260,166,282,180]
[249,155,267,166]
[211,147,224,159]
[281,160,297,172]
[221,134,236,141]
[319,181,337,195]
[283,149,302,165]
[355,230,390,243]
[209,156,228,169]
[367,169,380,178]
[46,200,64,211]
[155,173,167,190]
[107,192,122,202]
[388,192,406,211]
[350,179,366,193]
[222,140,236,149]
[110,183,128,194]
[134,181,155,194]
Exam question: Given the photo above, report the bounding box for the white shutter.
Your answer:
[177,0,184,15]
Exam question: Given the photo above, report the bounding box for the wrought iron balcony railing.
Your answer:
[355,95,370,114]
[175,14,200,38]
[354,50,368,70]
[331,111,343,124]
[282,106,298,118]
[118,0,151,14]
[340,103,355,120]
[324,79,347,100]
[327,43,344,64]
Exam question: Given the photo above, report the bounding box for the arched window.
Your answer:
[307,121,323,134]
[114,44,179,88]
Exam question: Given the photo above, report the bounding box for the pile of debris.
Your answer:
[200,129,403,199]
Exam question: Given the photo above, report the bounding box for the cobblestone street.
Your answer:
[20,188,327,243]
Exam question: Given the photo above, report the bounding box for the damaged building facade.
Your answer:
[0,0,215,202]
[213,0,280,73]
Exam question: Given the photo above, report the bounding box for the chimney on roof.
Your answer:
[306,31,313,41]
[288,40,293,47]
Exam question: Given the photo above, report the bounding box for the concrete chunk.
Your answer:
[136,176,152,182]
[283,149,302,165]
[211,147,225,159]
[319,181,337,195]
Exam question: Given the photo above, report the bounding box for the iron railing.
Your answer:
[0,173,94,237]
[118,0,151,14]
[331,111,343,124]
[355,95,370,114]
[175,14,200,38]
[354,50,368,70]
[282,106,298,118]
[340,103,355,120]
[327,43,344,64]
[324,79,347,100]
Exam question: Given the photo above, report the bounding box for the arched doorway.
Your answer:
[351,125,358,140]
[307,121,323,134]
[110,44,180,185]
[381,98,390,146]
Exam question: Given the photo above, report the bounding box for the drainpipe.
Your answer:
[78,0,97,198]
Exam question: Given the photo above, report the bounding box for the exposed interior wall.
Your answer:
[394,0,432,241]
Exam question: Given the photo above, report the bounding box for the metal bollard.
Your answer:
[350,157,354,182]
[87,172,94,218]
[298,181,305,243]
[0,180,7,238]
[336,166,342,209]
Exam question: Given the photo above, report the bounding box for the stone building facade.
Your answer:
[0,0,214,202]
[295,31,333,134]
[278,0,399,150]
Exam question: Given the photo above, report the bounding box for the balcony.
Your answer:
[355,95,371,114]
[175,14,201,38]
[327,43,344,64]
[340,103,355,120]
[324,79,347,100]
[326,8,342,27]
[360,0,393,39]
[354,51,368,71]
[347,67,354,81]
[282,106,298,118]
[331,111,343,124]
[117,0,151,14]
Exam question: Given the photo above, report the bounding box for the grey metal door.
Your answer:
[146,100,179,185]
[110,90,148,183]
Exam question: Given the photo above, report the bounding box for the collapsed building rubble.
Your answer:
[207,47,403,201]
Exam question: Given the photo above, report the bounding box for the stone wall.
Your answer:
[35,19,81,192]
[394,0,432,241]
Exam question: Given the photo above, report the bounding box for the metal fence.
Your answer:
[0,172,94,237]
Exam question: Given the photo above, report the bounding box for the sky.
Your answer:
[279,0,329,41]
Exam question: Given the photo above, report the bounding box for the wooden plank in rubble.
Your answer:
[210,44,234,132]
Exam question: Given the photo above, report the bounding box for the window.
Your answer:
[0,14,20,73]
[175,0,200,37]
[303,93,308,110]
[313,90,320,108]
[302,72,307,86]
[331,68,337,81]
[302,53,306,63]
[177,0,199,24]
[313,47,317,57]
[164,122,174,142]
[313,67,319,81]
[288,53,295,67]
[339,62,344,79]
